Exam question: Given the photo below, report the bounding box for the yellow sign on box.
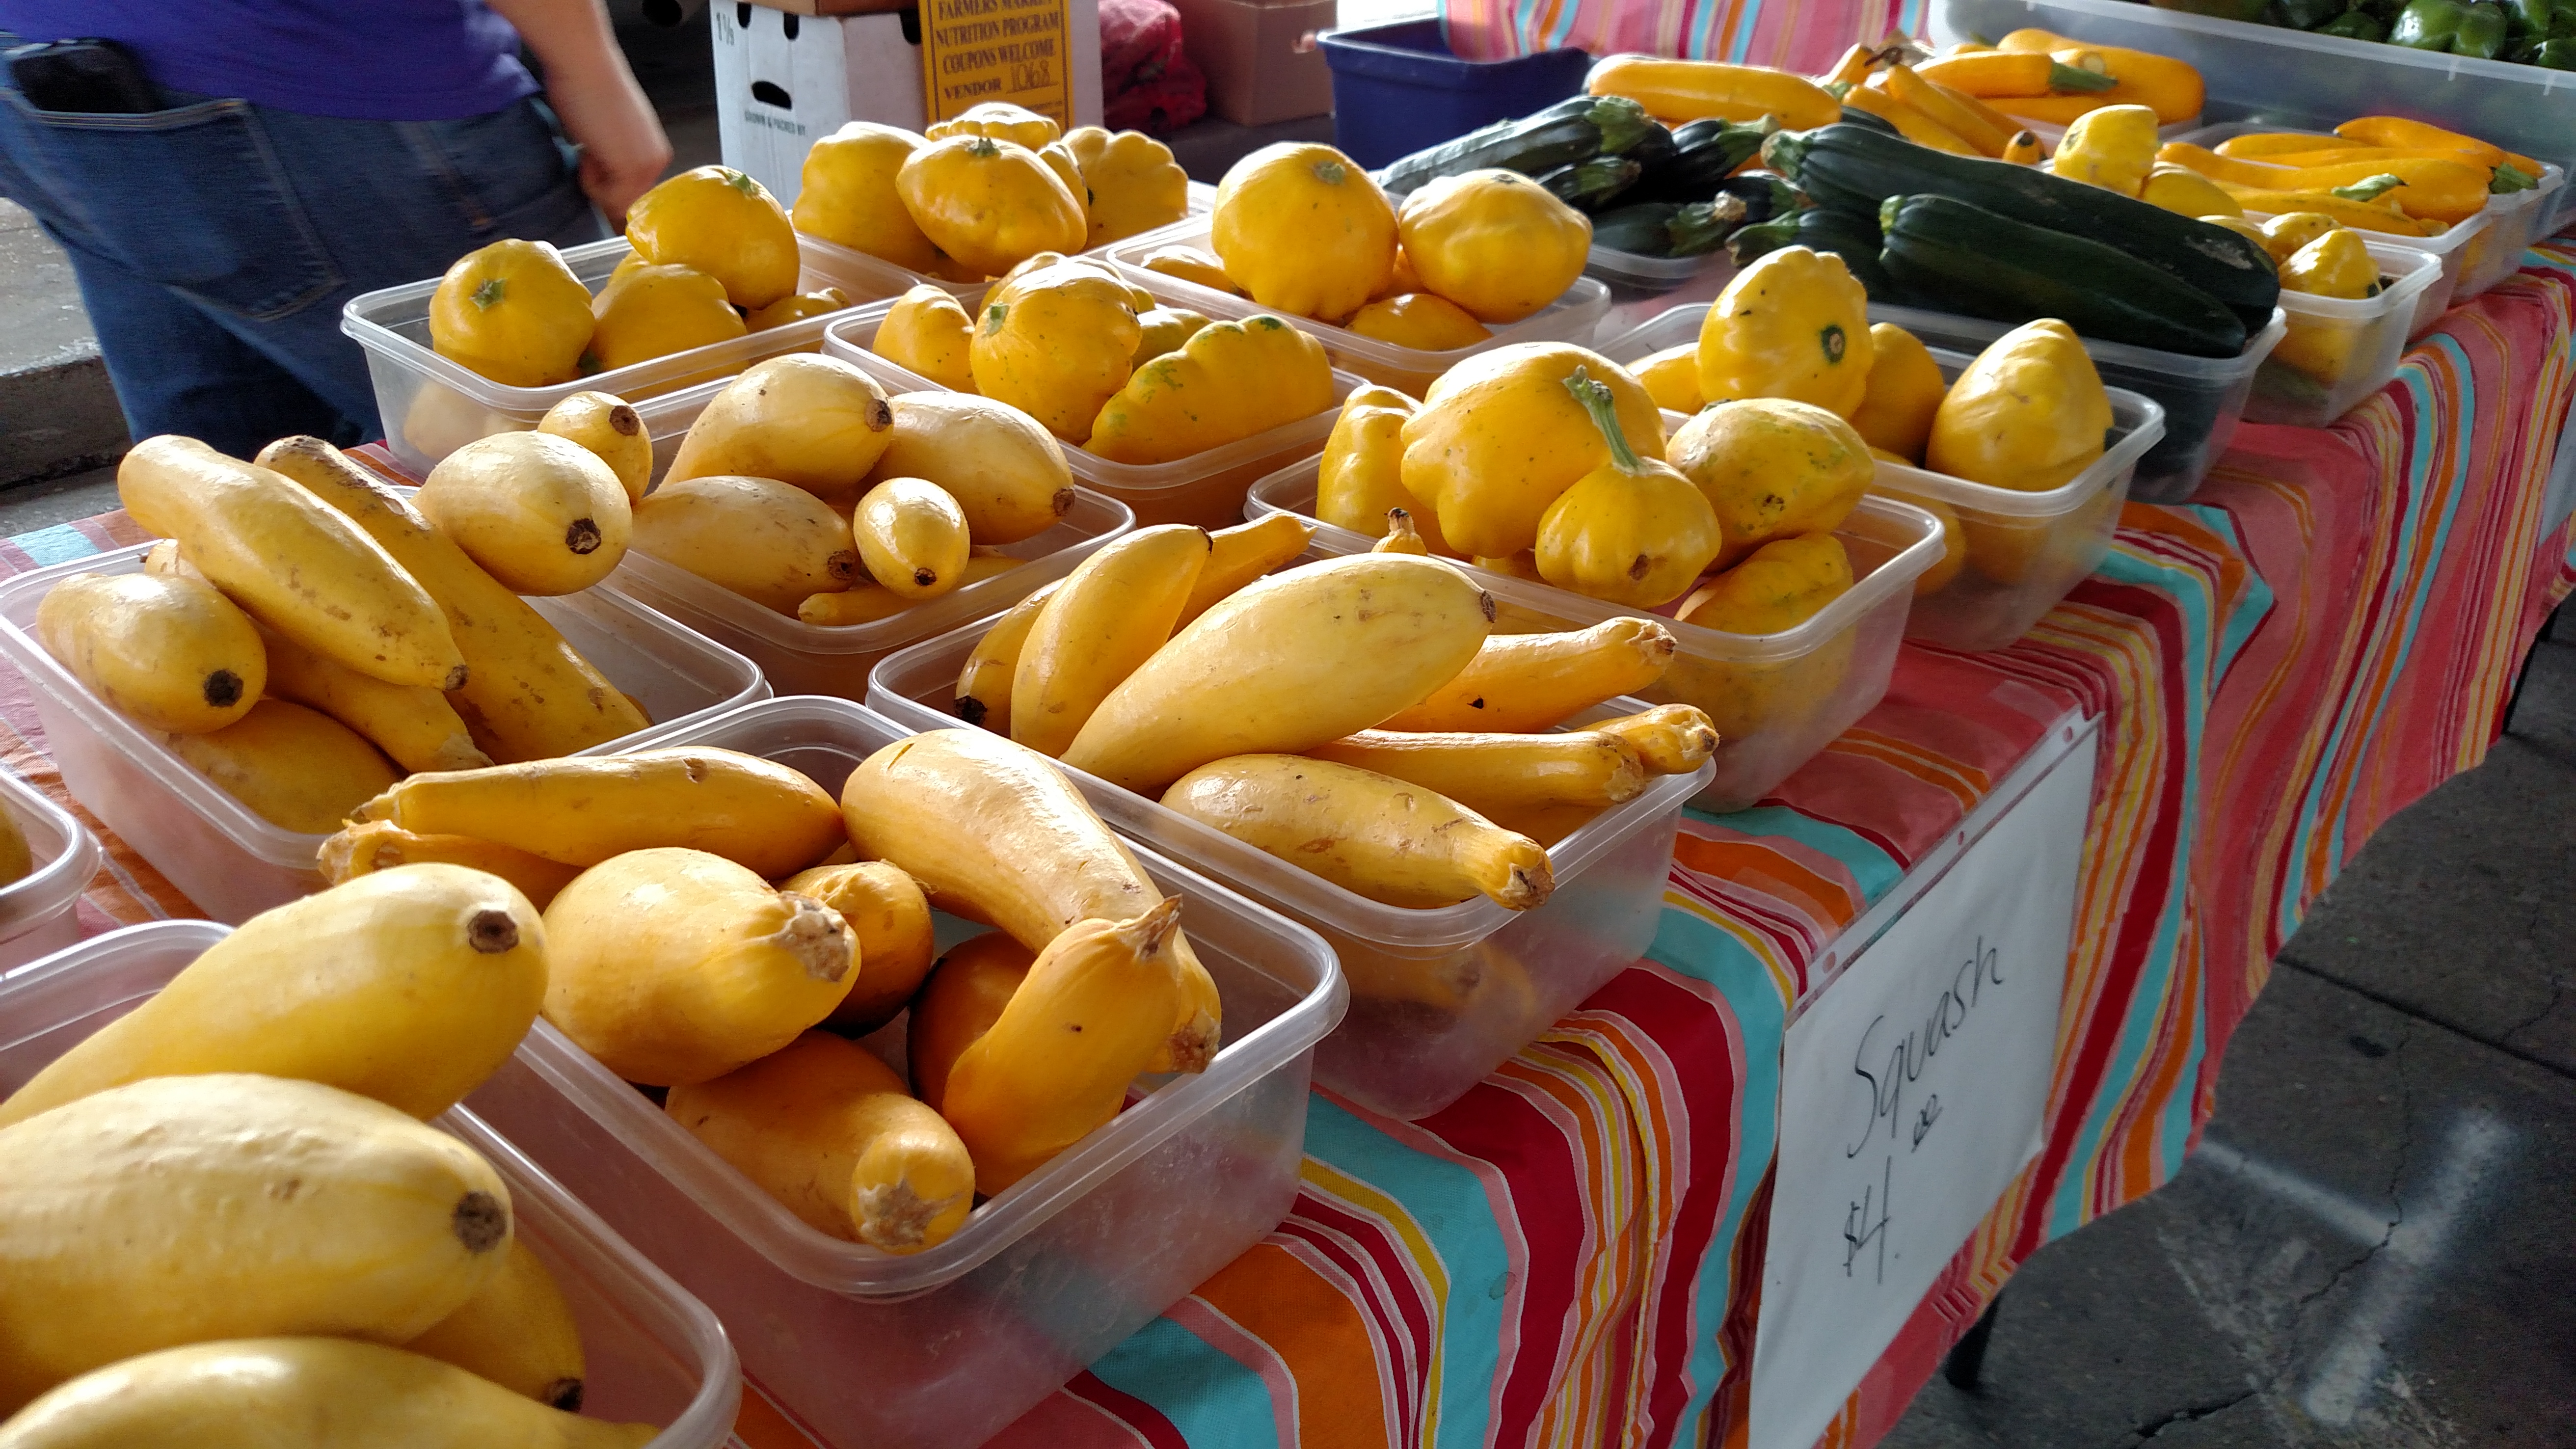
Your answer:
[919,0,1074,127]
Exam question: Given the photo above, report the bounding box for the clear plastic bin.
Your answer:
[1586,244,1738,340]
[466,696,1341,1449]
[2247,242,2444,428]
[1936,0,2576,236]
[868,613,1710,1119]
[1102,218,1614,394]
[344,234,987,479]
[821,303,1363,528]
[1865,301,2271,505]
[0,765,97,973]
[1237,462,1943,811]
[0,919,743,1448]
[0,545,768,925]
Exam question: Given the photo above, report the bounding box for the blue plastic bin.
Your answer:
[1319,19,1592,171]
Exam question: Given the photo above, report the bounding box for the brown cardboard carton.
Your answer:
[1171,0,1336,126]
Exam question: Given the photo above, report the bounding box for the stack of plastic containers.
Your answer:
[343,234,983,478]
[823,302,1362,528]
[2247,242,2444,428]
[0,920,745,1449]
[0,766,96,974]
[0,547,768,922]
[467,696,1341,1449]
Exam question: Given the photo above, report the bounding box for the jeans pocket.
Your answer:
[0,89,340,321]
[400,97,587,239]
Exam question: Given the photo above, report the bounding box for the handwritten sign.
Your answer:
[1749,720,2097,1449]
[919,0,1074,129]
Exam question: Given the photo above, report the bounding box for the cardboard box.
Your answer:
[711,0,1103,207]
[1171,0,1335,127]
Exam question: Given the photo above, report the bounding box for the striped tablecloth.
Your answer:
[5,247,2570,1449]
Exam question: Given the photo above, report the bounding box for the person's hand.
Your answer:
[488,0,673,227]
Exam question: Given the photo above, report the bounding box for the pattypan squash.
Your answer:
[874,284,978,392]
[1695,246,1876,419]
[1534,368,1725,607]
[968,262,1142,441]
[1925,319,2112,491]
[2258,212,2342,263]
[587,262,746,372]
[1666,398,1873,569]
[1846,323,1948,465]
[1064,126,1190,247]
[1395,169,1593,324]
[1211,142,1398,322]
[926,102,1062,150]
[745,287,851,332]
[1399,342,1666,560]
[1343,293,1491,351]
[995,252,1153,312]
[627,165,799,309]
[896,135,1087,279]
[1138,244,1241,296]
[2279,228,2379,299]
[1037,140,1092,230]
[1677,532,1854,635]
[1132,307,1211,366]
[1664,532,1858,737]
[429,239,595,387]
[2047,104,2160,198]
[1633,344,1703,413]
[1318,386,1447,553]
[791,122,950,275]
[2139,162,2242,219]
[1087,315,1334,464]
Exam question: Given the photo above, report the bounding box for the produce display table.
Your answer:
[1,242,2568,1449]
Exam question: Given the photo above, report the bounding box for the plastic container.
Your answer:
[1319,19,1592,171]
[1935,0,2576,236]
[1104,218,1613,394]
[1236,460,1942,809]
[1587,244,1738,339]
[822,302,1363,528]
[1079,181,1218,261]
[1865,300,2272,505]
[0,765,97,973]
[0,919,743,1447]
[345,233,986,478]
[2247,241,2444,428]
[0,545,768,924]
[464,696,1340,1449]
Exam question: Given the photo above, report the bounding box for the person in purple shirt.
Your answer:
[0,0,671,457]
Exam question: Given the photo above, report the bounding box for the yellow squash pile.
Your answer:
[47,425,650,834]
[0,865,658,1447]
[946,519,1718,907]
[2159,115,2539,236]
[633,353,1077,623]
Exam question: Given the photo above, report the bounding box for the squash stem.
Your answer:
[1562,367,1644,474]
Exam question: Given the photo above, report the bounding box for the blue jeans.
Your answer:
[0,71,607,457]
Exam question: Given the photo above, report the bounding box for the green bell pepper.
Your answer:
[2274,0,2349,28]
[2392,0,2511,50]
[2319,8,2391,34]
[2527,32,2576,58]
[2458,2,2512,54]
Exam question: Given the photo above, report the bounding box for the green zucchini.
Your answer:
[1878,194,2249,357]
[1726,207,1892,296]
[1590,195,1748,257]
[1626,117,1773,204]
[1716,174,1803,224]
[1536,155,1643,210]
[1378,95,1657,196]
[1765,123,2281,327]
[1837,106,1905,137]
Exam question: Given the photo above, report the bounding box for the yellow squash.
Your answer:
[783,861,939,1033]
[841,727,1222,1072]
[353,748,846,877]
[1925,319,2113,490]
[1211,142,1398,321]
[1132,306,1210,365]
[2258,211,2341,262]
[536,391,652,504]
[1307,728,1647,817]
[906,931,1033,1110]
[1633,342,1703,413]
[625,165,799,309]
[171,699,401,833]
[941,899,1186,1193]
[1678,533,1855,633]
[2048,104,2159,196]
[1087,315,1336,464]
[0,1074,513,1414]
[748,287,851,331]
[1376,510,1432,553]
[252,437,647,761]
[417,431,631,596]
[585,262,746,373]
[1396,169,1592,324]
[0,1338,654,1449]
[2140,162,2241,219]
[1534,367,1723,606]
[1666,397,1874,567]
[1400,342,1667,560]
[1062,554,1496,792]
[319,821,582,910]
[2280,227,2378,299]
[852,477,972,598]
[1381,616,1676,732]
[402,1239,587,1409]
[1317,384,1445,553]
[629,472,864,615]
[1588,703,1720,774]
[1178,512,1316,625]
[427,239,594,388]
[259,620,490,774]
[666,354,897,498]
[0,864,543,1128]
[120,436,466,691]
[542,847,854,1085]
[35,570,263,734]
[1666,533,1857,735]
[1011,524,1211,756]
[1585,53,1839,129]
[1847,323,1948,465]
[668,1031,973,1252]
[968,261,1144,442]
[896,135,1088,278]
[1064,125,1190,246]
[874,284,979,392]
[1344,293,1491,351]
[926,101,1062,149]
[953,580,1057,729]
[793,121,950,274]
[1138,243,1241,295]
[1162,756,1553,910]
[1695,246,1876,418]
